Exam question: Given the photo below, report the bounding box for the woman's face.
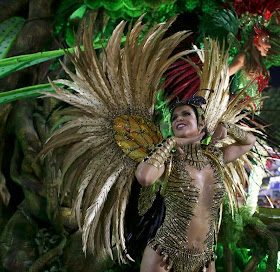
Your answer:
[256,33,271,56]
[171,105,202,138]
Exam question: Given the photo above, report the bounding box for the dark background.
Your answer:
[270,66,280,88]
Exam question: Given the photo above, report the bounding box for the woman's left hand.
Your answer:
[209,123,227,145]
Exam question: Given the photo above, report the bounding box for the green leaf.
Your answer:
[0,17,25,59]
[69,4,87,19]
[0,82,63,104]
[0,48,73,79]
[0,35,126,79]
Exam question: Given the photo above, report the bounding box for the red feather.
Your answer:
[162,56,203,101]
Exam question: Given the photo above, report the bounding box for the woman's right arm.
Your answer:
[229,53,246,76]
[135,136,176,186]
[135,133,205,186]
[135,161,165,187]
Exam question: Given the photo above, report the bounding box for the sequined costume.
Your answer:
[148,144,225,272]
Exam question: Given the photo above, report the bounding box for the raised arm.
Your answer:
[135,136,176,186]
[135,161,165,187]
[135,133,205,186]
[229,53,246,76]
[212,122,256,163]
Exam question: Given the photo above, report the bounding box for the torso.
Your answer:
[148,144,225,272]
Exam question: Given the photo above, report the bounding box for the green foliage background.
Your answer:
[0,1,279,271]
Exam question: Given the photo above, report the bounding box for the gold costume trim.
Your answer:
[149,240,217,272]
[220,121,248,142]
[138,181,161,216]
[181,143,209,170]
[143,136,176,169]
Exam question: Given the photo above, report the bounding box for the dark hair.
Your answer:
[169,96,206,115]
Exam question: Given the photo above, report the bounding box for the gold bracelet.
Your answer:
[143,136,176,169]
[220,121,248,142]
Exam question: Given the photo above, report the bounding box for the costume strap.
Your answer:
[220,121,248,142]
[202,150,224,179]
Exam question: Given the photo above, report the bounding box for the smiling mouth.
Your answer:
[177,124,186,129]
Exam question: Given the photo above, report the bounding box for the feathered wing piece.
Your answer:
[190,38,264,215]
[38,16,192,263]
[195,38,230,133]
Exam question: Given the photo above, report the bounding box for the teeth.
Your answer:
[177,124,185,129]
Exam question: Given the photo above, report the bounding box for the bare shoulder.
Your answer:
[229,53,246,76]
[234,53,246,64]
